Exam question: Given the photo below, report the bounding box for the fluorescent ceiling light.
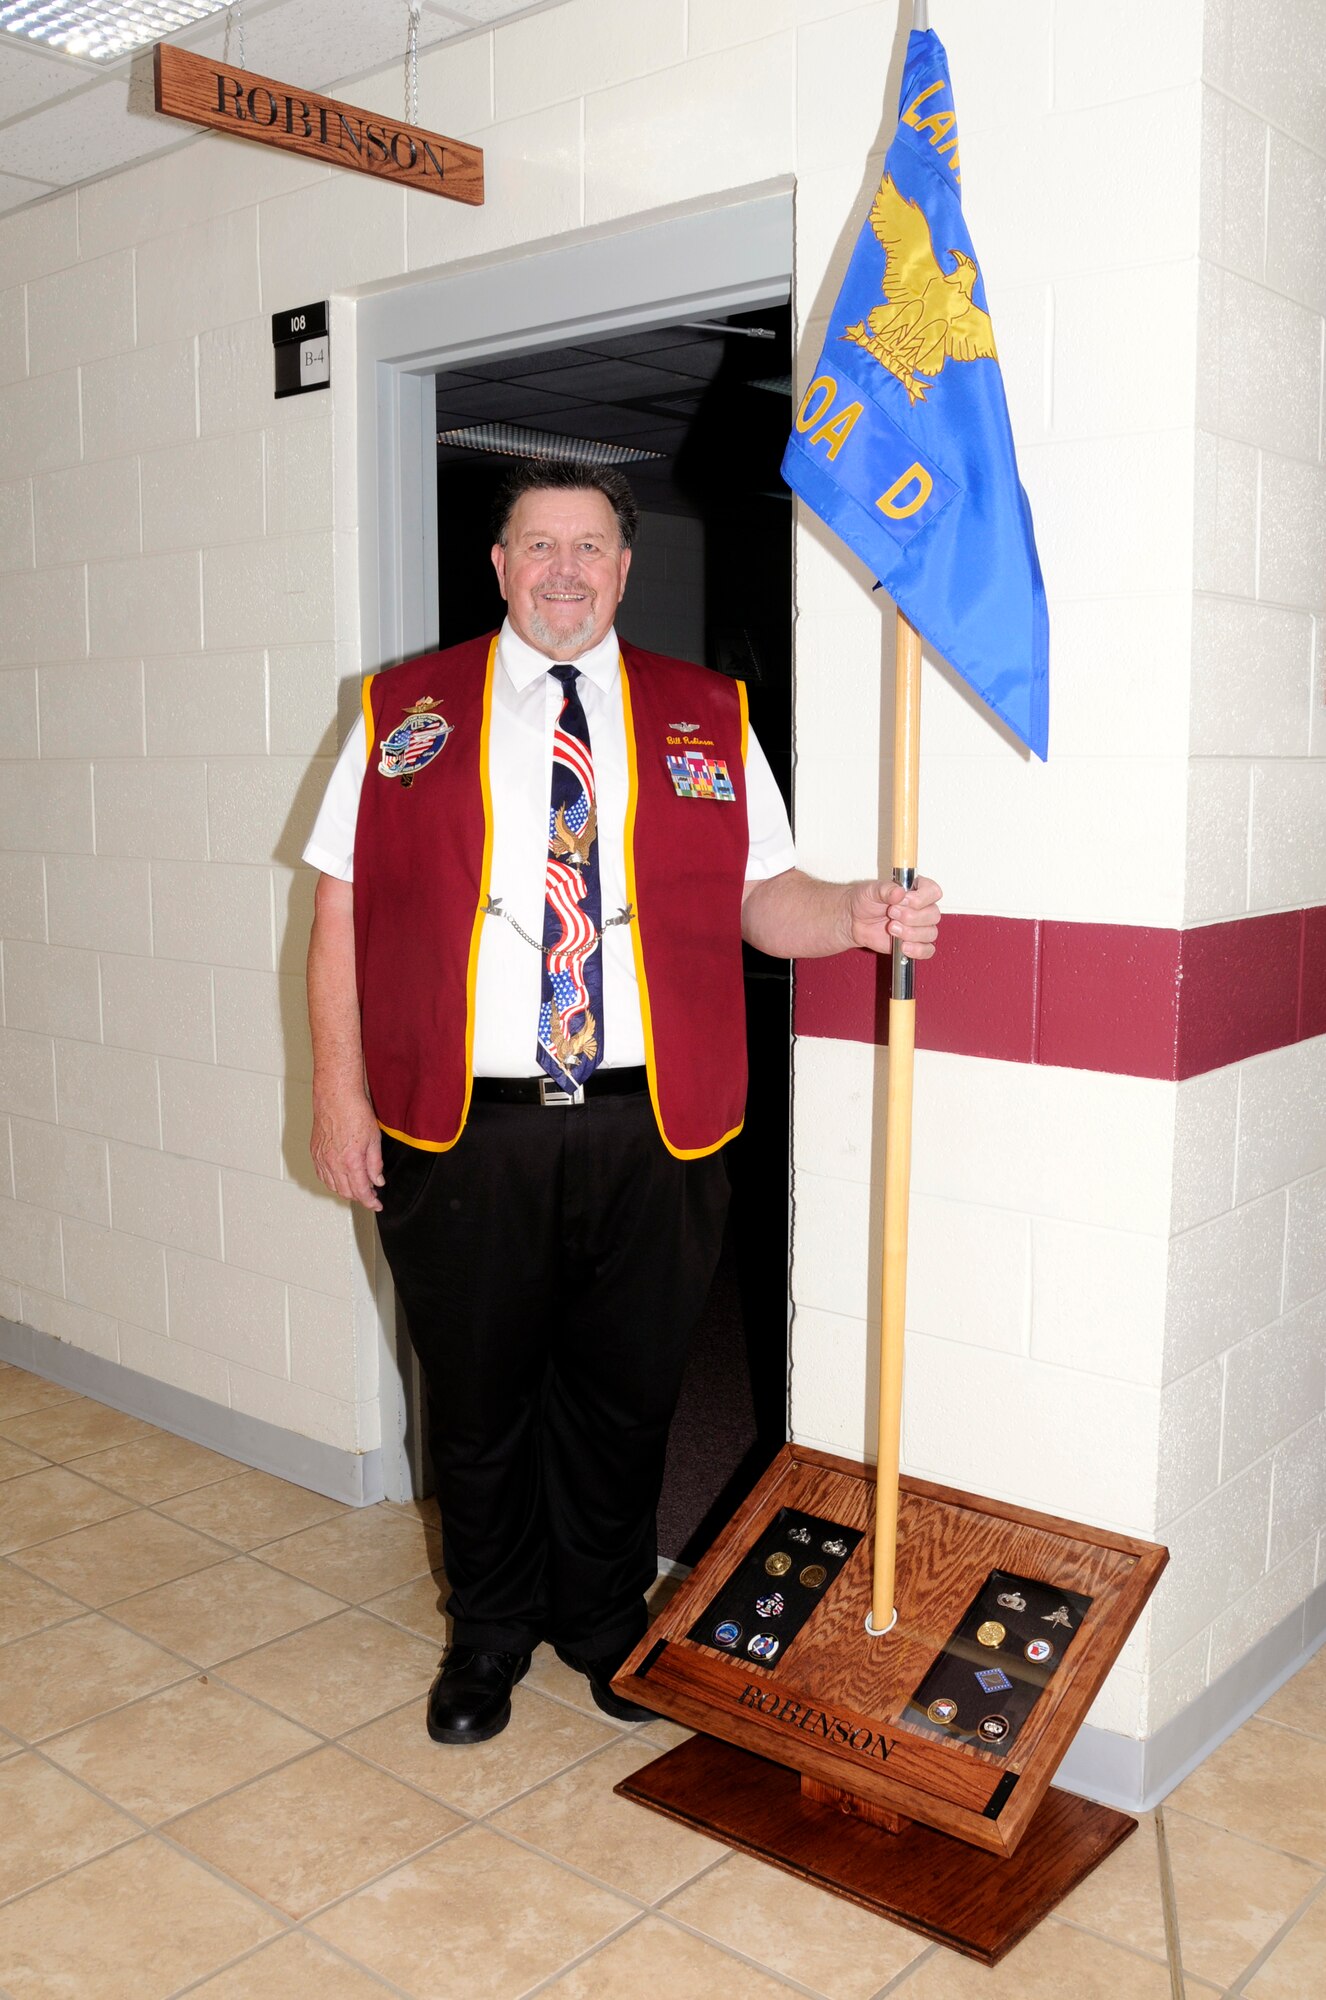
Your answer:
[0,1,229,63]
[436,423,665,466]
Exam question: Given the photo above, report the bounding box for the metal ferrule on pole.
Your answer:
[891,867,917,1001]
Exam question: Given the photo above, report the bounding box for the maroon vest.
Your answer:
[353,632,751,1157]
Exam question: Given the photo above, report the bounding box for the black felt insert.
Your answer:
[687,1506,863,1670]
[904,1568,1093,1759]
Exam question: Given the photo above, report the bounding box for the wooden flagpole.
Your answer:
[868,609,922,1634]
[610,3,1171,1949]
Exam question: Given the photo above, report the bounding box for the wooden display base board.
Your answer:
[612,1443,1165,1950]
[617,1733,1136,1964]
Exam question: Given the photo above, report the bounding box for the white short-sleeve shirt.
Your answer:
[303,621,796,1076]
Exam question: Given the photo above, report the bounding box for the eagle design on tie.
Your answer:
[548,1000,598,1068]
[550,799,598,869]
[842,175,997,406]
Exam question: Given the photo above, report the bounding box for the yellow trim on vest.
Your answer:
[361,672,377,761]
[373,635,499,1156]
[463,634,499,1136]
[376,1118,451,1153]
[620,654,743,1163]
[738,678,749,765]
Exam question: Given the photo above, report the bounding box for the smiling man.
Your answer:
[496,487,624,655]
[303,461,941,1746]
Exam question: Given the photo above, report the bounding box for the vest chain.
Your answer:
[482,893,635,953]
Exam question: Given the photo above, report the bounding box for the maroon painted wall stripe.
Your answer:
[1302,907,1326,1043]
[793,906,1326,1081]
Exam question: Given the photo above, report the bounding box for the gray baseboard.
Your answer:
[0,1316,383,1507]
[1057,1579,1326,1812]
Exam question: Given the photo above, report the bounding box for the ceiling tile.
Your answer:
[435,379,581,421]
[581,326,714,358]
[0,41,89,121]
[177,0,462,92]
[433,1,552,21]
[644,339,727,382]
[432,370,488,397]
[630,396,705,425]
[526,404,677,441]
[0,167,55,211]
[458,345,600,380]
[0,74,184,183]
[529,358,706,401]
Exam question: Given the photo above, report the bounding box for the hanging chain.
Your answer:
[483,895,635,952]
[224,0,245,69]
[404,0,421,126]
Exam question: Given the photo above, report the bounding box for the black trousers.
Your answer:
[375,1091,729,1658]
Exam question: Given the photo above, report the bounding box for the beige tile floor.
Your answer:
[0,1357,1322,1999]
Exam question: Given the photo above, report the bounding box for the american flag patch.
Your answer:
[377,701,451,783]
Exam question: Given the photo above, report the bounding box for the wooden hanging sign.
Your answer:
[153,44,483,204]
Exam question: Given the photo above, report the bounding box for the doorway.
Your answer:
[354,193,795,1512]
[429,307,793,1562]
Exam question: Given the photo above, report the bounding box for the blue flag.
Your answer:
[782,27,1048,758]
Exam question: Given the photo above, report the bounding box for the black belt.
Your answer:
[471,1067,649,1107]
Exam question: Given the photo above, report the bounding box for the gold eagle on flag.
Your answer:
[843,175,997,406]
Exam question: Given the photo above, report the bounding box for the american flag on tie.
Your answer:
[537,669,604,1087]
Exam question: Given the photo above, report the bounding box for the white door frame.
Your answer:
[353,191,794,1500]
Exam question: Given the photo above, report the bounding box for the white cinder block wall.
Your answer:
[1150,0,1326,1741]
[788,0,1325,1769]
[792,0,1202,1749]
[0,0,1320,1782]
[0,155,360,1450]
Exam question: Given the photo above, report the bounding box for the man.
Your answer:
[304,462,941,1745]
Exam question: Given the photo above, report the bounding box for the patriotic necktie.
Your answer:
[536,665,604,1090]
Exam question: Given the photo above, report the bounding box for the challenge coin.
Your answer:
[978,1713,1010,1743]
[747,1633,780,1661]
[799,1564,827,1589]
[976,1620,1005,1648]
[712,1620,742,1648]
[975,1666,1012,1694]
[926,1697,959,1725]
[1024,1638,1053,1664]
[755,1593,785,1619]
[765,1551,792,1577]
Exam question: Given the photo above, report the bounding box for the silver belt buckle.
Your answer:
[538,1077,584,1107]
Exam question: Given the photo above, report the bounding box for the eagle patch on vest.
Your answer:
[377,698,451,787]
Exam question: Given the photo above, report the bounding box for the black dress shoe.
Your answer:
[555,1643,657,1722]
[426,1646,531,1744]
